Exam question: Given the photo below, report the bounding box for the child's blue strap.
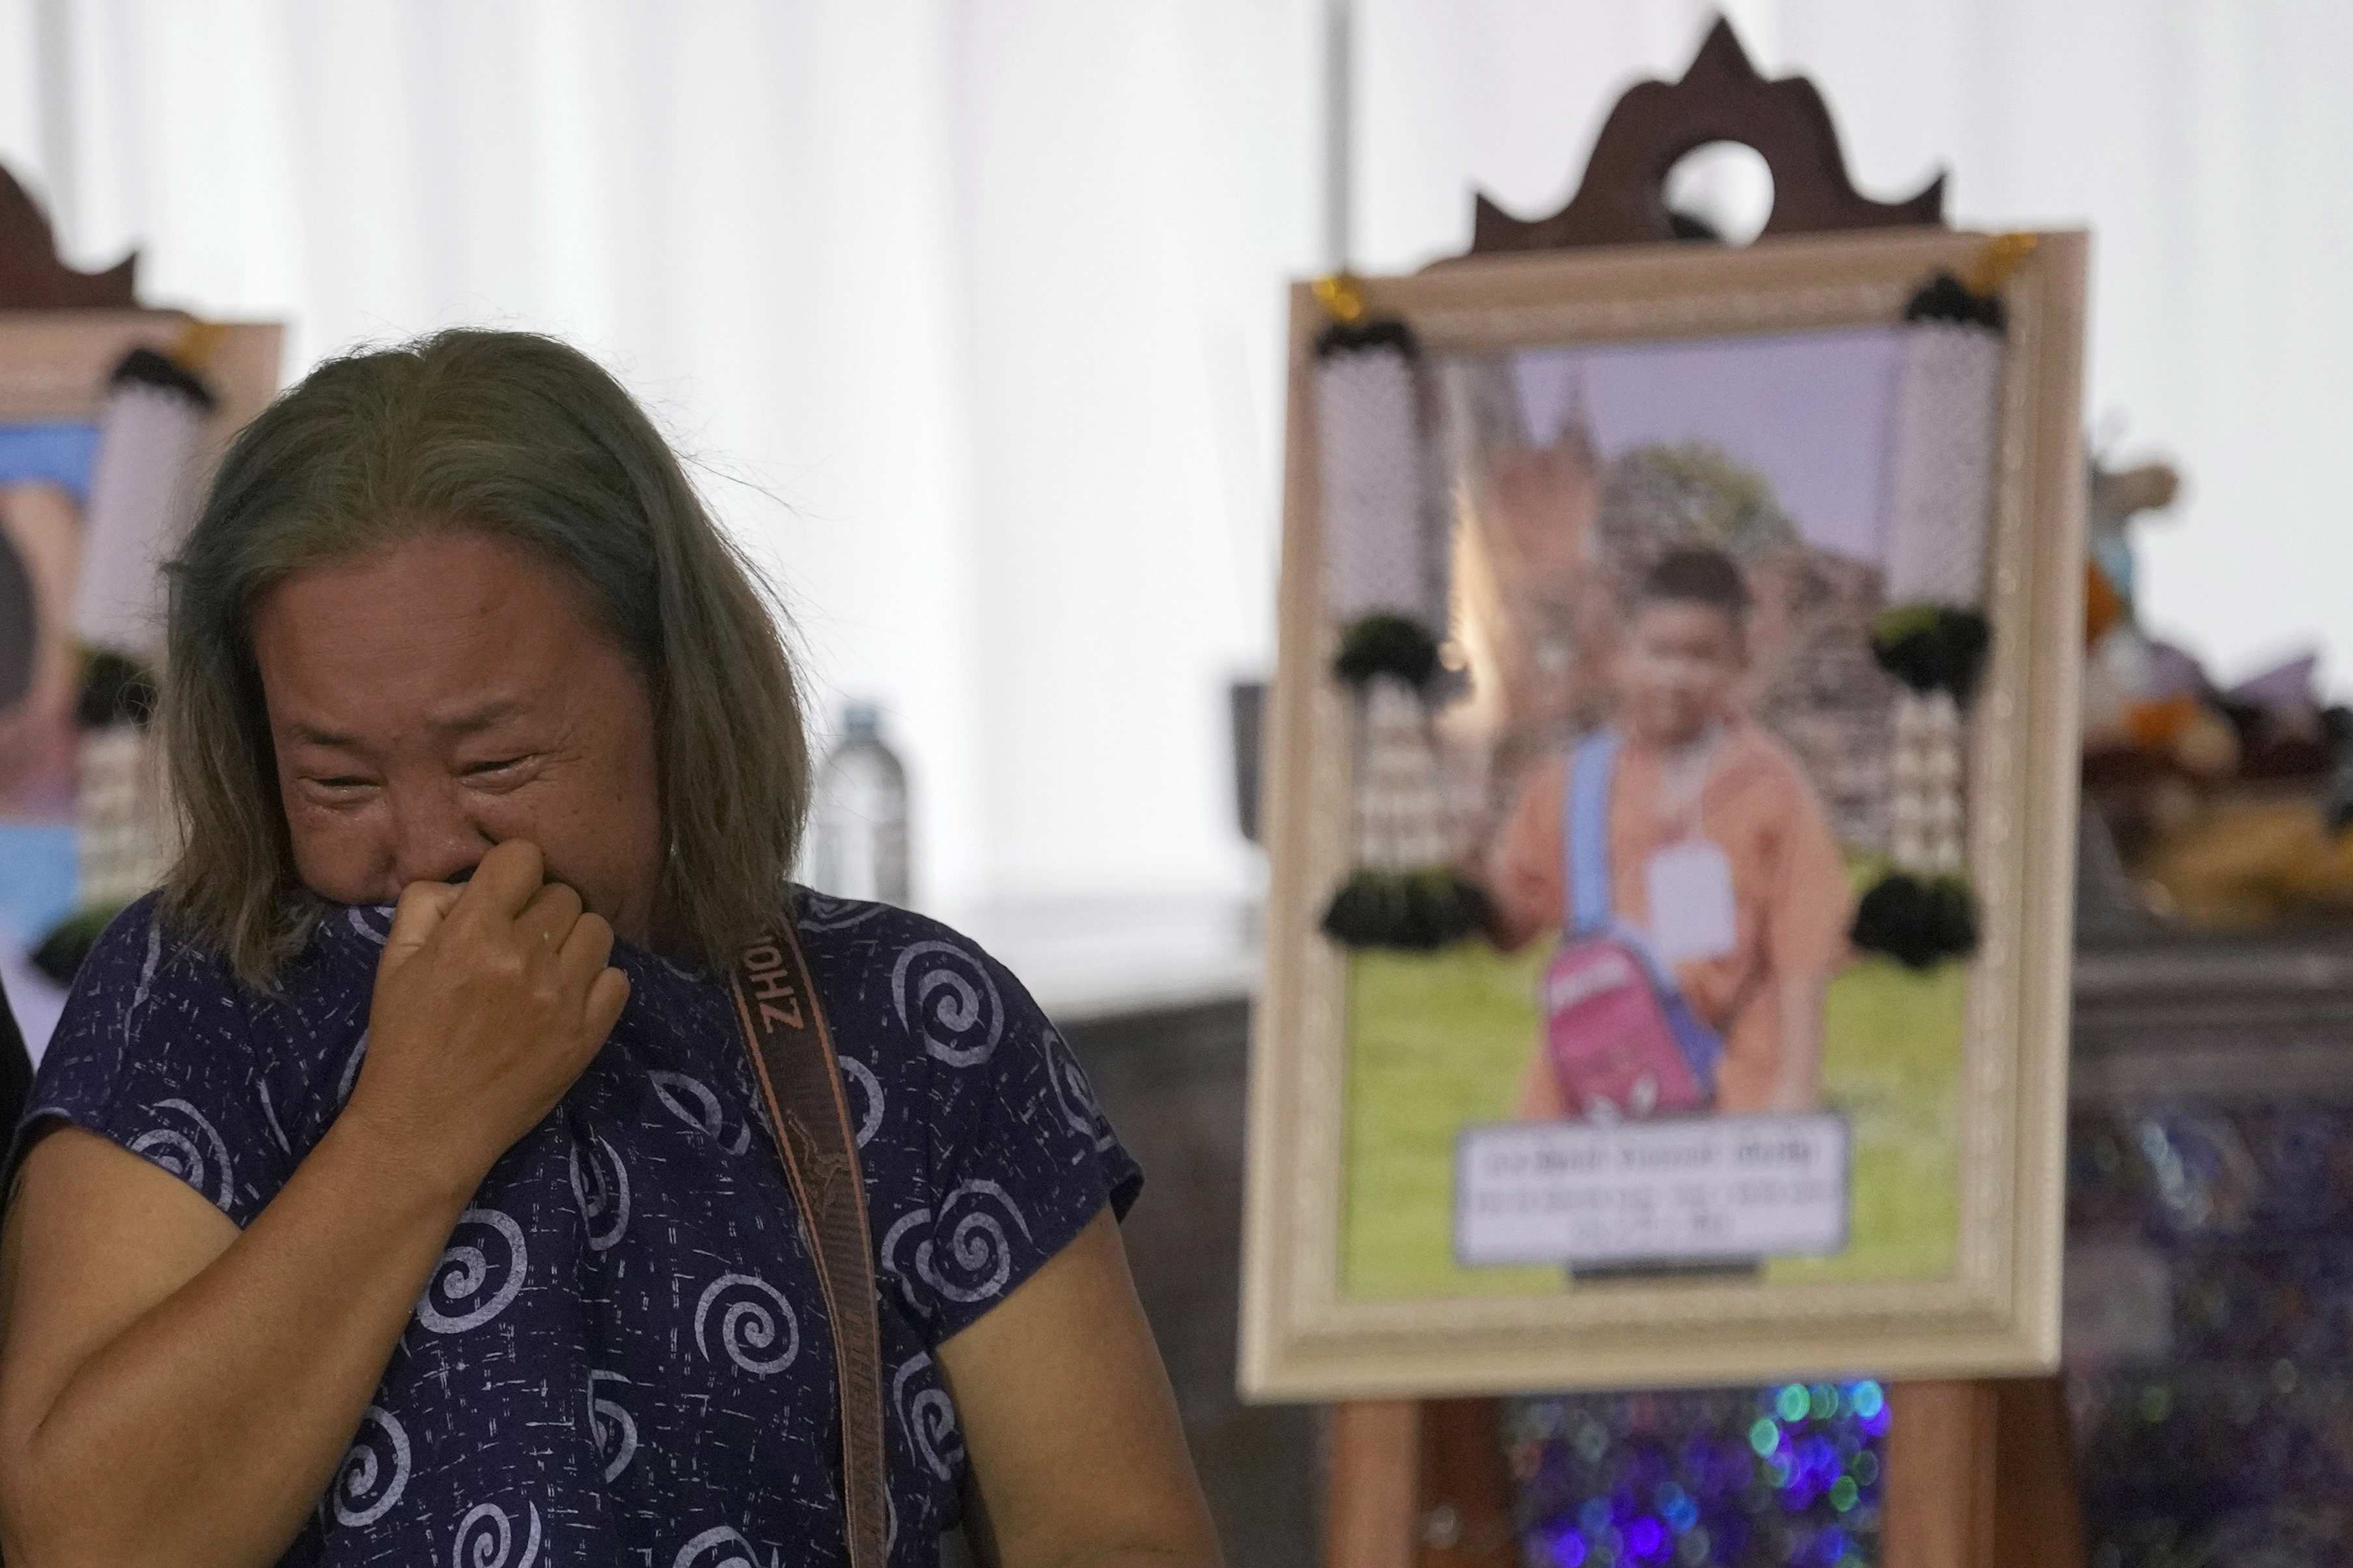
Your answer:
[1565,730,1620,937]
[1560,729,1724,1093]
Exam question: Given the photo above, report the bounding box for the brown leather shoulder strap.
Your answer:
[729,916,889,1568]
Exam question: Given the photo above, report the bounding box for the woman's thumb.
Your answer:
[381,881,464,971]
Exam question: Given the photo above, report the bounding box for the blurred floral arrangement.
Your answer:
[2078,458,2353,930]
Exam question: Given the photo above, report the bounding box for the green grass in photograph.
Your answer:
[1338,935,1966,1299]
[1767,957,1964,1286]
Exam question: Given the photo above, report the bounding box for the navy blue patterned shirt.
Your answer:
[23,890,1139,1567]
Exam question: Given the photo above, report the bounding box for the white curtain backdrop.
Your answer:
[0,0,2344,913]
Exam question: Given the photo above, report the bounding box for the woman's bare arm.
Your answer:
[0,843,626,1568]
[0,1118,483,1568]
[938,1209,1220,1568]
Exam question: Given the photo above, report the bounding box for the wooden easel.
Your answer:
[1322,21,2085,1568]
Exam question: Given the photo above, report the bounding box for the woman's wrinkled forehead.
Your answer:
[249,528,639,723]
[244,517,639,663]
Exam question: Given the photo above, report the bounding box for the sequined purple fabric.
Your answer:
[1507,1380,1887,1567]
[2067,1103,2353,1568]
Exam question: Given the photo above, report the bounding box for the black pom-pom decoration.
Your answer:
[109,345,217,409]
[1321,868,1492,951]
[1850,872,1979,970]
[1315,317,1419,360]
[1871,605,1992,702]
[32,901,129,985]
[1334,612,1441,688]
[1902,271,2007,332]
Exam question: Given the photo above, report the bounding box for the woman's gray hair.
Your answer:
[161,329,809,986]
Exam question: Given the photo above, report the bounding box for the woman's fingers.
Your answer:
[516,880,585,951]
[359,845,632,1179]
[457,840,547,923]
[387,844,544,974]
[383,881,464,972]
[582,967,632,1042]
[549,912,625,1047]
[554,911,617,992]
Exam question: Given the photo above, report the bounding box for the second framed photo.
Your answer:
[1242,227,2087,1398]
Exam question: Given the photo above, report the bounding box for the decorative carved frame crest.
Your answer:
[1460,18,1943,258]
[0,165,137,311]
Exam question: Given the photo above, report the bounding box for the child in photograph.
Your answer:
[1486,546,1854,1118]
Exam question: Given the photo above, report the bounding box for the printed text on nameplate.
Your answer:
[1453,1114,1850,1267]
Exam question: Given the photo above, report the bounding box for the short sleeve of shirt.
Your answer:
[19,895,293,1226]
[852,918,1141,1344]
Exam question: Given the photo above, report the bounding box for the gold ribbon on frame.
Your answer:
[171,318,231,372]
[1962,232,2039,299]
[1312,272,1367,325]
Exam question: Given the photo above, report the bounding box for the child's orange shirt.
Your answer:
[1485,721,1854,1113]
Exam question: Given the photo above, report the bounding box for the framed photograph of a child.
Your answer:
[1240,228,2088,1398]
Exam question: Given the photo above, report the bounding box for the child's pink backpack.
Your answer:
[1542,732,1722,1120]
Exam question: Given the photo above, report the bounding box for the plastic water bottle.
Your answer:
[804,702,910,905]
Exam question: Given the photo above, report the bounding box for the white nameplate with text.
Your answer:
[1455,1114,1851,1267]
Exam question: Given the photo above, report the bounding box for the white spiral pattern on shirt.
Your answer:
[693,1272,800,1375]
[588,1371,638,1481]
[1044,1028,1117,1151]
[891,940,1003,1067]
[130,1097,234,1209]
[335,1030,369,1110]
[452,1503,540,1568]
[650,1069,750,1155]
[332,1406,411,1528]
[567,1131,631,1251]
[892,1351,965,1479]
[930,1179,1033,1303]
[794,892,887,931]
[671,1524,765,1568]
[127,917,163,1023]
[839,1054,884,1148]
[257,1078,293,1154]
[882,1179,1034,1308]
[417,1209,529,1334]
[878,1208,932,1317]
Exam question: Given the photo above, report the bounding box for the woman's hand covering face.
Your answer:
[249,527,667,946]
[354,840,632,1187]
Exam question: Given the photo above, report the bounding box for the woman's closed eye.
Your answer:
[463,754,539,782]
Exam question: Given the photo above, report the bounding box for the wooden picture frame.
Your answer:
[0,193,285,1005]
[0,309,283,764]
[1241,227,2087,1399]
[0,311,281,432]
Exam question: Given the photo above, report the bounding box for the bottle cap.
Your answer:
[842,700,882,737]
